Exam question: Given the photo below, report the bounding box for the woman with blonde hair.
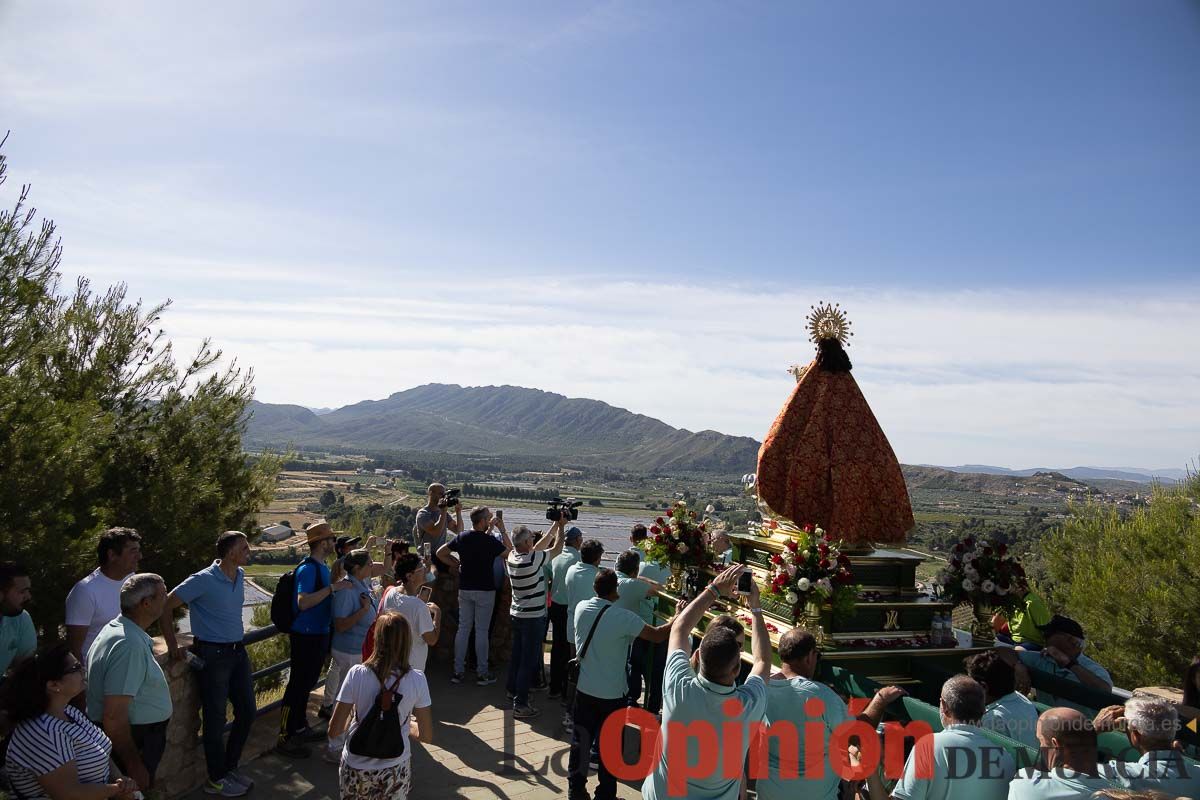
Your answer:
[327,612,432,800]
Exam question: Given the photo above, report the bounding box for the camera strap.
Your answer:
[578,604,611,663]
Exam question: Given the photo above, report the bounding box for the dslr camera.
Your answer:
[546,497,583,522]
[438,487,461,508]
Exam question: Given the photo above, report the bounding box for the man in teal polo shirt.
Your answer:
[756,628,904,800]
[635,524,672,716]
[569,568,673,800]
[87,573,172,791]
[966,650,1040,749]
[1012,616,1112,712]
[564,539,605,646]
[642,563,772,800]
[1095,696,1200,797]
[0,562,36,682]
[891,675,1015,800]
[613,549,662,708]
[548,526,582,699]
[1008,707,1117,799]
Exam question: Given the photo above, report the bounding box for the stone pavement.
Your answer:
[185,657,645,800]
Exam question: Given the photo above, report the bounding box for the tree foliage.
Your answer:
[1042,470,1200,688]
[0,142,281,634]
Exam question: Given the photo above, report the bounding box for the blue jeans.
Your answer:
[193,641,255,783]
[507,615,545,706]
[455,589,495,675]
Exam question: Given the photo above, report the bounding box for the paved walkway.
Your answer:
[187,658,645,800]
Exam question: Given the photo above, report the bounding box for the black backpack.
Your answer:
[270,557,323,633]
[348,671,407,760]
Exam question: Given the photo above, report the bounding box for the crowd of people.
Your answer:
[1,484,1198,800]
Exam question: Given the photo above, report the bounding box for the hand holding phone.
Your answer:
[737,570,754,595]
[418,585,433,602]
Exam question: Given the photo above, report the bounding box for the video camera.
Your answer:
[546,497,583,522]
[438,487,461,508]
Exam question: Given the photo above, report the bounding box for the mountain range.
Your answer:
[245,383,1184,481]
[245,383,761,472]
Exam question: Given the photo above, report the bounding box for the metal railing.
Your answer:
[221,623,325,731]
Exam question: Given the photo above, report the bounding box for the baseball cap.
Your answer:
[1038,615,1085,640]
[335,534,361,552]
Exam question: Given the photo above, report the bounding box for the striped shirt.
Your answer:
[506,549,549,618]
[4,705,112,799]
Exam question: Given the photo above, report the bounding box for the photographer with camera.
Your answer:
[414,484,463,575]
[437,507,512,686]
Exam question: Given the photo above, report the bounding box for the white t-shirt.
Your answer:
[336,664,431,771]
[65,568,127,663]
[380,590,436,672]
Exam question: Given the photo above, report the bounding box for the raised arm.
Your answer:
[745,576,773,682]
[534,519,565,555]
[669,563,744,654]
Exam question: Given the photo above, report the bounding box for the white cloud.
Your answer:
[127,272,1200,471]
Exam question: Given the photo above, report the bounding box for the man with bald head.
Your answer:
[891,675,1016,800]
[1008,707,1116,799]
[414,483,463,573]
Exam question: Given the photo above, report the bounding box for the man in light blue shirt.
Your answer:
[1095,696,1200,798]
[613,549,662,708]
[569,567,672,800]
[1007,707,1117,800]
[0,562,36,681]
[564,539,604,645]
[642,564,772,800]
[160,531,258,797]
[1012,617,1112,712]
[548,526,582,699]
[755,628,904,800]
[890,675,1016,800]
[88,573,172,791]
[966,650,1041,749]
[634,524,672,716]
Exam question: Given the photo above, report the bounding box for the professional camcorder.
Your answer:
[439,487,461,508]
[546,497,583,522]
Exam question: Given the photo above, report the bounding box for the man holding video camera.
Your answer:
[414,483,463,574]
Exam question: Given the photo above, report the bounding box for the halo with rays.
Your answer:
[807,302,853,346]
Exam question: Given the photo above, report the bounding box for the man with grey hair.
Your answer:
[1094,696,1200,797]
[1008,706,1117,798]
[504,518,566,717]
[890,675,1015,800]
[85,572,171,791]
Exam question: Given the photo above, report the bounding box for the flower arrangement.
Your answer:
[640,501,714,571]
[933,535,1026,611]
[762,523,859,621]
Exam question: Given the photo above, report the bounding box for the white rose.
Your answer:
[786,564,797,577]
[964,567,979,581]
[963,552,975,563]
[817,578,833,595]
[961,578,976,592]
[785,591,799,604]
[678,543,688,555]
[797,577,811,592]
[981,580,995,593]
[814,527,825,537]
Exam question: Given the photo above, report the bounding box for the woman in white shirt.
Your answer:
[2,642,138,800]
[328,612,433,800]
[377,554,440,671]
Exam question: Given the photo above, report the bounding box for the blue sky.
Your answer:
[1,1,1198,468]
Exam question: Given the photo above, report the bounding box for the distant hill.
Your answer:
[927,464,1185,484]
[244,384,761,473]
[902,465,1096,494]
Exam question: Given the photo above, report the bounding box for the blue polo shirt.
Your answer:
[172,561,245,643]
[756,675,851,800]
[292,558,332,636]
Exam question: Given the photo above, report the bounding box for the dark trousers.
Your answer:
[194,641,255,783]
[644,639,667,714]
[507,615,544,706]
[549,602,570,694]
[281,632,329,737]
[127,719,169,786]
[568,692,627,800]
[626,637,649,707]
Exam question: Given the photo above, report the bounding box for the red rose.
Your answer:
[771,554,784,565]
[819,559,831,570]
[655,534,665,544]
[963,537,976,548]
[650,525,660,535]
[786,540,799,552]
[803,523,815,534]
[818,543,829,556]
[656,517,665,525]
[997,544,1008,556]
